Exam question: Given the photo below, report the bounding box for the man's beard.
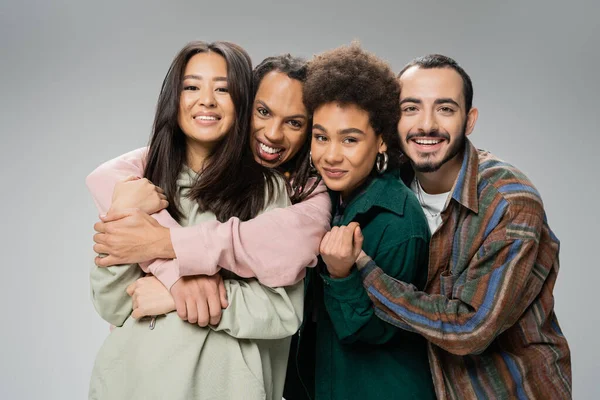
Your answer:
[402,122,467,173]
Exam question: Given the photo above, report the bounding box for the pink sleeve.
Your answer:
[86,148,332,288]
[170,180,332,287]
[85,147,182,289]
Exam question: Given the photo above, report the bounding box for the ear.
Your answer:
[465,107,478,136]
[378,136,388,153]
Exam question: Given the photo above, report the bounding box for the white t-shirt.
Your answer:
[410,178,450,234]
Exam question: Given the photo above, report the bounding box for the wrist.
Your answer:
[155,226,176,259]
[327,264,353,279]
[108,201,139,214]
[355,254,371,270]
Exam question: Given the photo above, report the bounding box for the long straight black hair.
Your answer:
[253,54,320,204]
[144,41,276,222]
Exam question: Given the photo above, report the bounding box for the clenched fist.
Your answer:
[320,222,364,279]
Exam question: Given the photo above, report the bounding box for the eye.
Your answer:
[402,106,418,113]
[257,107,270,117]
[183,85,199,91]
[313,134,327,142]
[342,137,358,144]
[215,87,229,93]
[439,106,455,114]
[287,119,303,129]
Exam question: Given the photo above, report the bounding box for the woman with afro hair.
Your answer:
[284,43,436,400]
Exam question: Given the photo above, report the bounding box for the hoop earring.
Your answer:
[376,151,388,174]
[309,151,316,171]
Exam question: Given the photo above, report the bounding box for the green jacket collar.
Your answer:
[330,171,407,226]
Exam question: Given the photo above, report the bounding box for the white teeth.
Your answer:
[259,142,283,154]
[195,115,218,121]
[415,139,442,145]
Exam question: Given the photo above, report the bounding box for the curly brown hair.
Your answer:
[303,42,401,169]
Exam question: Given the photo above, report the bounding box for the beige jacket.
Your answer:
[89,168,303,400]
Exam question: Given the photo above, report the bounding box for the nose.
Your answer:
[417,110,439,134]
[323,141,343,165]
[264,119,285,143]
[199,86,216,108]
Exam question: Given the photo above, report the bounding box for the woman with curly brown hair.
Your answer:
[283,43,436,400]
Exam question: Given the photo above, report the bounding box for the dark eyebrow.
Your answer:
[400,97,461,108]
[340,128,365,135]
[183,74,227,82]
[287,114,308,120]
[399,97,422,105]
[256,100,272,114]
[313,123,327,132]
[434,98,460,108]
[312,124,365,135]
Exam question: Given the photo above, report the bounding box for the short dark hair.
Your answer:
[144,41,277,222]
[253,54,308,94]
[252,54,319,204]
[398,54,474,113]
[303,42,401,170]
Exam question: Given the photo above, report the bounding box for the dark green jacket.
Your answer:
[284,172,436,400]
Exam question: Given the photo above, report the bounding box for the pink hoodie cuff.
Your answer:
[170,225,220,277]
[146,259,181,291]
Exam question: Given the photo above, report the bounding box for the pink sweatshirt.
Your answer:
[86,147,332,290]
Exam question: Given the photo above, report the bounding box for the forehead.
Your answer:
[399,66,464,105]
[255,71,306,114]
[184,52,228,75]
[313,102,371,130]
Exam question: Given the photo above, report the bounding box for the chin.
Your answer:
[412,154,443,170]
[323,181,344,193]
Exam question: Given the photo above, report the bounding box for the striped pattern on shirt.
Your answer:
[357,140,571,399]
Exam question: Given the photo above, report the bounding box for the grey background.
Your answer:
[0,0,597,398]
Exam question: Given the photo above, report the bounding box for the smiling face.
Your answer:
[177,51,235,167]
[398,66,477,176]
[250,71,309,168]
[311,102,386,199]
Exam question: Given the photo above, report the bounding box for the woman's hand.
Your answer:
[320,222,364,279]
[110,176,168,215]
[170,275,229,327]
[127,275,176,319]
